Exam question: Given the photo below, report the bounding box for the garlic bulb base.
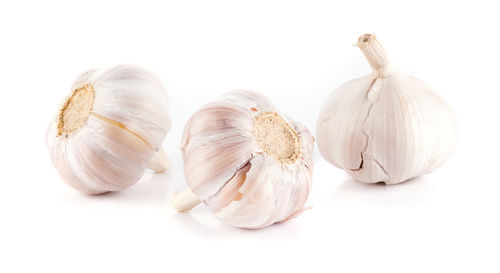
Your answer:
[170,188,201,213]
[254,112,301,164]
[57,84,95,137]
[146,148,171,173]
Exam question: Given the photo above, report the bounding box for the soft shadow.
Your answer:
[64,171,174,206]
[168,206,304,240]
[329,176,434,208]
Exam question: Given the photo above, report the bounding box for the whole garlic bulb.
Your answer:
[46,65,171,194]
[171,90,314,229]
[317,34,458,184]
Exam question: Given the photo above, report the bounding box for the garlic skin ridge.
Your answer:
[316,34,458,184]
[174,90,314,229]
[46,65,171,194]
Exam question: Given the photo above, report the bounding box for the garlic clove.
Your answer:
[173,90,314,229]
[317,34,458,184]
[316,76,376,170]
[47,65,171,194]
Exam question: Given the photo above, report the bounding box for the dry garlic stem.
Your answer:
[147,147,171,173]
[172,90,314,229]
[170,188,201,213]
[46,65,171,194]
[316,34,458,184]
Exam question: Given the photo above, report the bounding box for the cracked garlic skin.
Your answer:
[46,65,171,194]
[316,34,458,184]
[174,90,314,229]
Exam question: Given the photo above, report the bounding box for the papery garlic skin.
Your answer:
[316,34,457,184]
[46,65,171,194]
[180,90,314,229]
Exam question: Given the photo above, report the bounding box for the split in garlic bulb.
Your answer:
[171,90,314,229]
[316,34,458,184]
[46,65,171,194]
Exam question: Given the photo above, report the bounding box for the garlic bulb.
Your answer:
[171,90,314,229]
[316,34,458,184]
[46,65,171,194]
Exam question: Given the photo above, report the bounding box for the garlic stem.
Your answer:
[170,188,201,212]
[356,34,390,73]
[146,148,171,173]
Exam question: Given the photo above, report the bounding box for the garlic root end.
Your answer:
[170,188,201,213]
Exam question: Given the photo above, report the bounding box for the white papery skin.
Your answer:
[317,34,458,184]
[46,65,171,194]
[181,90,314,229]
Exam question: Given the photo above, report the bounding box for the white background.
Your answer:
[0,0,498,272]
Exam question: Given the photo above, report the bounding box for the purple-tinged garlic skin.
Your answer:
[46,65,171,194]
[181,90,313,229]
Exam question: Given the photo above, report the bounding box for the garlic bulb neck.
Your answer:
[146,147,171,173]
[170,188,201,213]
[57,84,95,137]
[356,34,391,77]
[254,112,301,164]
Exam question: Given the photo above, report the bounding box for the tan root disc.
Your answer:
[57,84,95,136]
[254,112,301,164]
